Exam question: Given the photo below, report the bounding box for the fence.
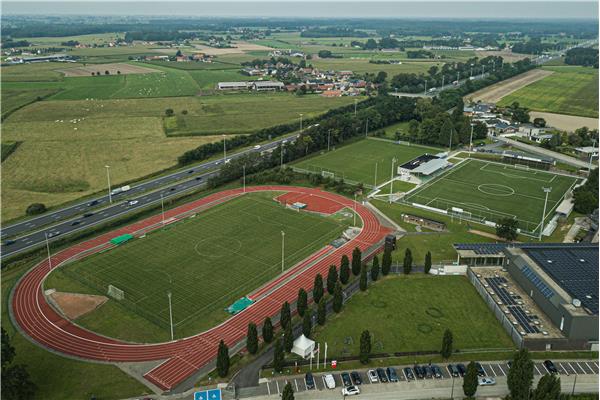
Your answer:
[291,166,374,189]
[467,268,523,348]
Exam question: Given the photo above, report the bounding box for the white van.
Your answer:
[324,374,336,389]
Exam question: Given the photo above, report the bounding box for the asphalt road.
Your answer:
[0,133,301,258]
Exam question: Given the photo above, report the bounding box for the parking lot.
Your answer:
[248,360,599,397]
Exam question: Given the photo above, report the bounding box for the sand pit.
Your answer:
[49,291,108,319]
[58,63,159,77]
[465,68,554,103]
[475,50,529,63]
[530,111,599,131]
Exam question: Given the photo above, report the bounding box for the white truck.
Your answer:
[111,185,131,196]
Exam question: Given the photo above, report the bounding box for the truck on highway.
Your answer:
[111,185,131,196]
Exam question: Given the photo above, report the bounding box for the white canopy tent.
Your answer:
[291,334,315,359]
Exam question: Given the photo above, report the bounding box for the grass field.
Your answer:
[310,58,442,75]
[313,274,514,357]
[498,66,599,118]
[404,159,579,234]
[47,192,350,341]
[294,138,435,187]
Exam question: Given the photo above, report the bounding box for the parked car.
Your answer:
[386,367,399,382]
[341,385,360,396]
[424,365,433,379]
[367,369,378,383]
[413,365,425,379]
[305,372,315,390]
[341,372,353,387]
[431,365,443,379]
[456,364,467,377]
[447,364,460,377]
[350,371,362,385]
[324,374,336,389]
[376,368,388,383]
[478,377,496,386]
[544,360,558,374]
[475,363,486,377]
[403,367,415,380]
[507,361,512,369]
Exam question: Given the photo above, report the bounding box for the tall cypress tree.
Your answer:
[283,323,294,353]
[359,263,368,291]
[440,329,453,358]
[326,265,338,295]
[302,311,312,338]
[332,281,343,313]
[340,255,350,283]
[281,382,295,400]
[317,297,327,325]
[246,323,258,355]
[403,248,413,275]
[424,251,432,274]
[463,362,478,398]
[507,349,534,400]
[216,340,230,377]
[280,301,291,331]
[297,288,308,317]
[381,244,392,275]
[273,338,284,373]
[312,274,324,304]
[359,330,371,364]
[371,255,380,281]
[262,317,274,344]
[351,247,362,276]
[533,374,561,400]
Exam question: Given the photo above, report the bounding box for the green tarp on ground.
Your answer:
[227,297,253,314]
[110,234,134,245]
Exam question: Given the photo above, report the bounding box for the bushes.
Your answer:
[25,203,46,216]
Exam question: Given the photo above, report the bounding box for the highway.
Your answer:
[0,133,300,258]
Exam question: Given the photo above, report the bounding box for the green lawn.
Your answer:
[1,87,60,119]
[404,159,579,234]
[313,274,514,357]
[47,192,349,342]
[310,58,442,75]
[294,138,435,187]
[498,66,599,118]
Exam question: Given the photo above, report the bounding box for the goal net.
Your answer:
[514,164,530,171]
[321,171,335,179]
[107,284,124,300]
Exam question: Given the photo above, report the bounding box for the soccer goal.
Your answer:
[514,164,530,171]
[321,170,335,179]
[107,284,124,300]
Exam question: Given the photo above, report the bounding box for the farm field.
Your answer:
[498,66,599,118]
[46,192,350,342]
[313,274,514,357]
[294,138,434,187]
[404,159,579,235]
[310,57,443,75]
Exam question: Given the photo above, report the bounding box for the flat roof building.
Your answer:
[217,81,251,90]
[397,154,450,177]
[252,81,285,91]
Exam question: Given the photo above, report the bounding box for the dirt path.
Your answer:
[530,111,599,131]
[465,68,554,103]
[468,229,514,242]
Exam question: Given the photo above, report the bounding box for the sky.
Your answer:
[2,1,599,19]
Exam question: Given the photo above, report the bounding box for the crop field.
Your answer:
[48,192,349,341]
[294,138,433,187]
[313,275,514,356]
[404,159,579,234]
[498,66,599,118]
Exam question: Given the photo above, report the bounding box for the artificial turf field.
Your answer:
[313,275,514,356]
[404,159,579,234]
[294,138,435,187]
[51,192,349,340]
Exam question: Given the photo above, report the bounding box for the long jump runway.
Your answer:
[10,186,389,392]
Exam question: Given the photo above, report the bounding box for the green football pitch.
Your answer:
[55,192,349,337]
[404,159,580,234]
[293,138,435,187]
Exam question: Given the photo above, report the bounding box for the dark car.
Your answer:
[424,365,434,379]
[413,365,425,380]
[188,169,194,174]
[386,367,399,382]
[376,368,388,383]
[544,360,558,375]
[341,372,353,387]
[70,220,81,226]
[507,361,512,369]
[447,364,460,377]
[456,364,467,377]
[403,367,415,380]
[305,372,315,389]
[475,363,486,377]
[3,239,16,246]
[170,187,176,191]
[88,200,99,206]
[83,212,94,218]
[431,365,443,379]
[195,176,203,181]
[350,371,362,385]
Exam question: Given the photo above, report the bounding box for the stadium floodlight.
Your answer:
[469,124,474,154]
[222,135,227,163]
[243,165,246,192]
[299,113,303,133]
[389,157,397,204]
[161,194,165,224]
[539,187,552,241]
[281,231,285,273]
[105,165,112,203]
[44,232,52,269]
[167,291,174,341]
[353,193,357,226]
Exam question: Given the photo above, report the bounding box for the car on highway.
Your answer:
[88,200,99,206]
[376,367,388,383]
[431,365,443,378]
[324,374,336,389]
[128,200,139,206]
[195,176,203,181]
[305,372,315,390]
[188,169,194,173]
[544,360,558,374]
[447,364,460,377]
[253,145,261,150]
[341,372,352,387]
[456,364,467,377]
[170,187,176,191]
[475,362,486,377]
[367,369,378,383]
[350,371,362,385]
[478,377,496,386]
[386,367,399,382]
[47,231,61,238]
[341,386,360,396]
[413,365,425,379]
[403,367,415,380]
[83,212,94,218]
[225,158,231,164]
[215,160,222,165]
[70,220,81,226]
[4,240,16,246]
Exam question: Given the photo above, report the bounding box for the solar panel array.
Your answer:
[521,266,555,299]
[485,277,517,305]
[508,305,540,334]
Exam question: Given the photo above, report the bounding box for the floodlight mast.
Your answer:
[539,187,552,241]
[167,291,174,341]
[281,231,285,273]
[105,165,112,203]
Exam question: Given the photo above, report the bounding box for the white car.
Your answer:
[478,377,496,386]
[367,369,378,383]
[324,374,336,389]
[224,158,231,164]
[253,145,261,150]
[342,385,360,396]
[128,200,139,206]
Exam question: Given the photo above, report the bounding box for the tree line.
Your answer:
[565,47,599,68]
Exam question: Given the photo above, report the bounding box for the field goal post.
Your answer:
[107,284,124,300]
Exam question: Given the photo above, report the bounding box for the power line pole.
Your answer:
[539,187,552,241]
[105,165,112,203]
[167,291,174,341]
[281,231,285,273]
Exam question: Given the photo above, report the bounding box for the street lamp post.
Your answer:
[161,193,165,224]
[243,165,246,192]
[327,130,331,152]
[281,231,285,273]
[167,291,174,341]
[539,187,552,241]
[354,99,357,116]
[223,135,227,163]
[105,165,112,203]
[45,232,52,269]
[299,113,303,133]
[389,157,397,204]
[374,162,378,188]
[469,124,474,154]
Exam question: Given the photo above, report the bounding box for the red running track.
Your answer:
[11,186,389,391]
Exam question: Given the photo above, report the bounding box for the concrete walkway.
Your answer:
[496,136,590,168]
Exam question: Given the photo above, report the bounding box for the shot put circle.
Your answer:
[417,323,433,333]
[477,183,515,196]
[194,237,242,258]
[425,307,444,318]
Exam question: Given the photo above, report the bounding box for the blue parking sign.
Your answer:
[194,391,207,400]
[194,389,221,400]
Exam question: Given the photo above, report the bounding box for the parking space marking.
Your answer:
[585,362,597,373]
[571,362,586,374]
[566,362,578,375]
[588,362,599,373]
[558,363,569,375]
[497,364,506,376]
[275,380,280,395]
[321,375,327,389]
[488,364,497,377]
[266,381,271,395]
[595,362,599,369]
[578,362,591,374]
[482,365,493,376]
[295,379,299,392]
[534,364,542,375]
